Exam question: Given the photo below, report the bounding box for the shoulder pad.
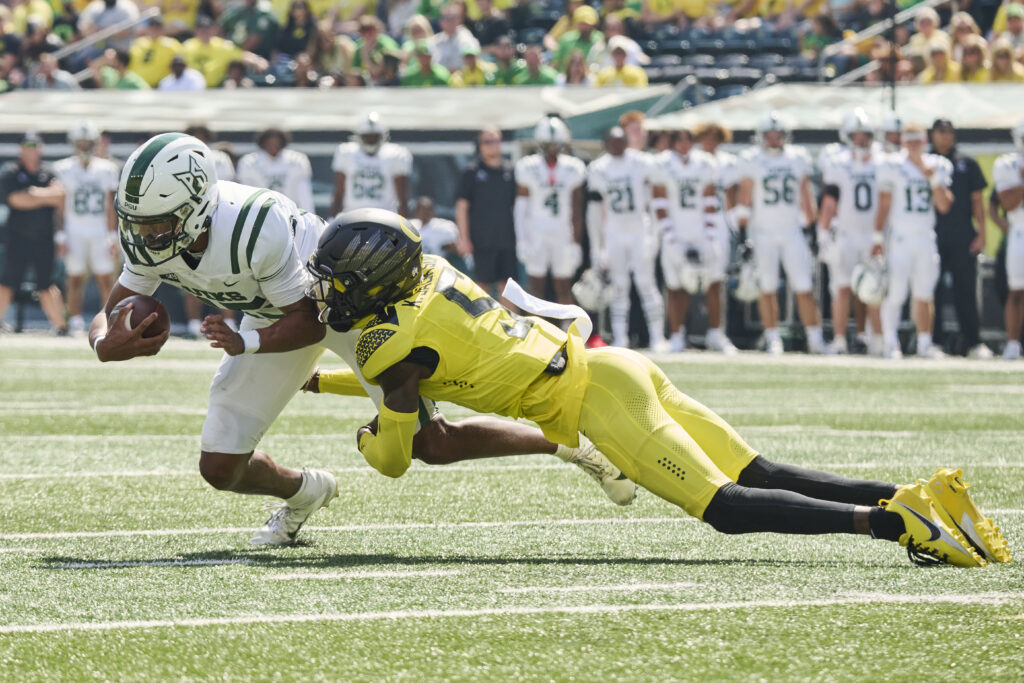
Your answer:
[356,317,415,381]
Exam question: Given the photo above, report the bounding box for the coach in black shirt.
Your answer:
[0,132,67,333]
[929,119,992,358]
[456,126,518,294]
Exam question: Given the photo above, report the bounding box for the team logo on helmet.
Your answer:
[173,156,208,196]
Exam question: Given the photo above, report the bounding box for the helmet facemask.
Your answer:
[116,198,203,265]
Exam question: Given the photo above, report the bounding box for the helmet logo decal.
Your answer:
[173,156,208,196]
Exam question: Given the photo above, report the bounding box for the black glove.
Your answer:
[685,247,702,265]
[737,240,754,262]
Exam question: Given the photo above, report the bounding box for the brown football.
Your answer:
[110,295,170,338]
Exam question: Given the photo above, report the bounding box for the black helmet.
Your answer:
[306,208,423,331]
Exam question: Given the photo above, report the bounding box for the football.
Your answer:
[110,295,170,338]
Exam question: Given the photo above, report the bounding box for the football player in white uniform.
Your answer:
[515,116,586,305]
[993,117,1024,360]
[872,124,954,359]
[879,113,903,154]
[236,128,315,213]
[818,110,884,355]
[651,128,718,352]
[736,112,825,355]
[53,121,121,336]
[331,112,412,216]
[695,123,741,354]
[89,134,634,545]
[587,127,666,350]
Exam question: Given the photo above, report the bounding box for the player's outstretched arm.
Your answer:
[305,368,369,396]
[90,283,169,362]
[356,361,429,478]
[202,297,326,355]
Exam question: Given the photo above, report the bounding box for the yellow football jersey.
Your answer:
[129,36,183,87]
[182,37,243,87]
[355,255,588,445]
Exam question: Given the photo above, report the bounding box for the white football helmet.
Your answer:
[851,256,888,306]
[731,259,760,303]
[572,268,613,310]
[355,112,388,155]
[68,120,100,156]
[1012,117,1024,154]
[754,111,789,153]
[840,109,873,159]
[879,112,902,153]
[116,132,219,266]
[534,116,572,145]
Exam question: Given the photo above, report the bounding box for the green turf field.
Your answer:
[1,336,1022,681]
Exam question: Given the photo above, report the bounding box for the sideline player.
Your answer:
[514,116,586,305]
[587,127,666,350]
[873,124,953,359]
[236,128,315,212]
[331,112,411,216]
[818,110,884,355]
[307,209,1009,567]
[736,112,825,354]
[89,133,635,545]
[53,121,121,336]
[652,128,718,352]
[994,118,1024,360]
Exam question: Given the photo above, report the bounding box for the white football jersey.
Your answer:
[53,156,119,231]
[711,149,739,193]
[236,148,314,212]
[118,180,324,321]
[331,142,412,213]
[514,153,586,239]
[411,216,459,255]
[738,145,812,230]
[877,152,953,237]
[210,148,236,182]
[651,149,717,241]
[821,148,882,237]
[585,149,653,237]
[993,152,1024,228]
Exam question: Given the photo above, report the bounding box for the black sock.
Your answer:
[737,456,899,506]
[868,508,906,542]
[702,483,858,535]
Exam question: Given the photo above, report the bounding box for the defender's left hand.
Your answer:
[202,314,244,355]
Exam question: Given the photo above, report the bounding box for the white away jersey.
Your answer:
[712,149,739,193]
[738,145,812,230]
[236,148,314,212]
[515,153,586,236]
[411,216,459,255]
[820,148,882,237]
[118,181,325,320]
[877,152,952,236]
[585,149,652,236]
[651,149,717,240]
[210,148,236,182]
[993,152,1024,227]
[53,156,119,231]
[332,142,412,213]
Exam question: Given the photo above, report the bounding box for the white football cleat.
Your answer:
[250,468,338,546]
[706,329,738,355]
[827,337,847,355]
[565,437,636,506]
[917,346,945,360]
[967,344,993,360]
[1003,341,1021,361]
[766,337,784,355]
[669,333,686,353]
[807,336,828,355]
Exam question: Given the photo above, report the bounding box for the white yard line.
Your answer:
[54,558,254,570]
[0,517,694,541]
[500,581,700,594]
[270,569,461,581]
[2,592,1022,634]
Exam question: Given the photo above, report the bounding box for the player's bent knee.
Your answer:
[702,483,748,534]
[198,451,250,491]
[411,417,454,465]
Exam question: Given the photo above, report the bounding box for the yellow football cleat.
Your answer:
[923,468,1011,564]
[882,484,987,568]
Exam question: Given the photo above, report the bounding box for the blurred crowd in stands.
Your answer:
[3,0,1024,94]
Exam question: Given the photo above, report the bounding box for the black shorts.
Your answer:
[1,233,55,290]
[472,246,518,285]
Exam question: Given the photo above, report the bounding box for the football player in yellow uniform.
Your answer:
[307,209,1010,567]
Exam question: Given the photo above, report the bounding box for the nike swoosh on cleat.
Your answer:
[896,502,940,542]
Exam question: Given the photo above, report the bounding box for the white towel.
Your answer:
[501,279,593,341]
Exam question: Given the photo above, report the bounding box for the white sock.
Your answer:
[765,327,781,343]
[553,443,574,461]
[672,328,685,342]
[286,469,314,506]
[918,332,932,353]
[807,326,824,345]
[188,319,201,337]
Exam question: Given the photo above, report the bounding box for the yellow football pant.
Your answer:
[576,347,758,519]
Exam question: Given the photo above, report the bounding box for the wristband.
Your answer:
[732,205,751,223]
[650,197,669,211]
[701,196,720,212]
[240,329,261,354]
[91,334,105,351]
[929,174,944,189]
[54,231,67,246]
[872,231,884,246]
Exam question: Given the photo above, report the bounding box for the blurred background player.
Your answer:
[331,111,411,216]
[880,113,903,154]
[736,112,825,355]
[182,124,237,337]
[651,128,719,353]
[514,115,585,305]
[818,109,884,355]
[0,132,66,334]
[53,121,120,336]
[409,196,467,272]
[236,127,315,212]
[993,117,1024,360]
[695,122,741,354]
[587,127,666,350]
[873,124,953,359]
